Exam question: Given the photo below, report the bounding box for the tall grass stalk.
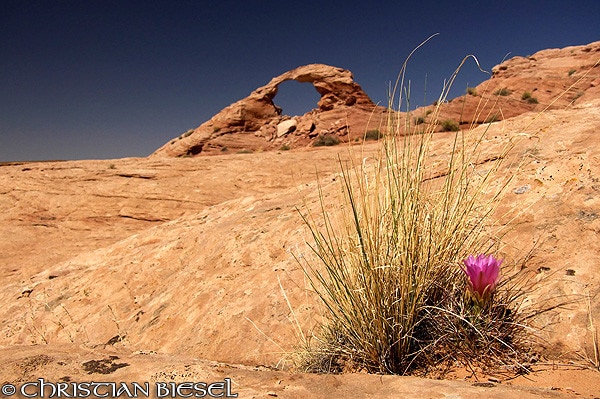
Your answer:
[297,51,529,375]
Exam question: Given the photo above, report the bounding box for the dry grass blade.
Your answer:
[586,292,600,370]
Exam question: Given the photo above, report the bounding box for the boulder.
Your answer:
[276,119,297,137]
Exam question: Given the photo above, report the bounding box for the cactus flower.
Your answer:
[462,254,502,302]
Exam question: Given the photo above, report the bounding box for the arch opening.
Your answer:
[273,80,321,117]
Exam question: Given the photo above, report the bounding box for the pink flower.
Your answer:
[462,254,502,302]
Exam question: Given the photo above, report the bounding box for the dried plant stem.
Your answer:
[586,293,600,370]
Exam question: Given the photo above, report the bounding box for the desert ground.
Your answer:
[1,42,600,398]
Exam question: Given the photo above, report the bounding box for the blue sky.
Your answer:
[1,0,598,161]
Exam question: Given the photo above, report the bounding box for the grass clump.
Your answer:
[467,86,477,96]
[364,129,383,141]
[521,92,538,104]
[494,87,512,96]
[313,134,340,147]
[297,52,532,376]
[440,119,460,132]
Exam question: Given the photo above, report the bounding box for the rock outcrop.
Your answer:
[418,41,600,129]
[154,42,600,157]
[152,64,386,157]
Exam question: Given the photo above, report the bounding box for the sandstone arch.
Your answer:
[152,64,382,157]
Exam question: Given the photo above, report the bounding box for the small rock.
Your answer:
[296,119,316,135]
[513,184,531,194]
[472,382,496,388]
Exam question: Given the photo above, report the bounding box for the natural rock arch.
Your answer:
[152,64,381,157]
[253,64,375,112]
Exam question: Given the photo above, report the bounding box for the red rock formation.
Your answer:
[153,41,600,157]
[152,64,386,157]
[417,41,600,129]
